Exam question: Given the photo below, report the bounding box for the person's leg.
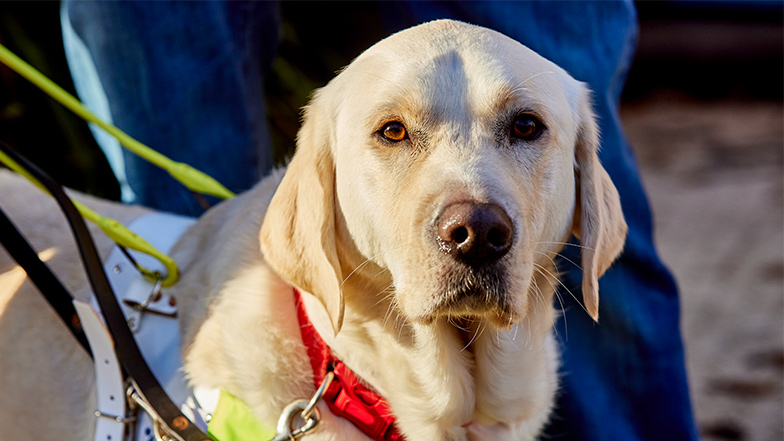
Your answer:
[384,2,698,439]
[62,0,279,215]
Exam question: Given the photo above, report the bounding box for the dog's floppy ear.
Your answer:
[571,92,627,322]
[260,89,344,334]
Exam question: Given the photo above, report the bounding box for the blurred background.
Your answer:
[623,3,782,440]
[0,1,781,440]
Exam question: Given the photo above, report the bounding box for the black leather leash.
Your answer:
[0,140,215,441]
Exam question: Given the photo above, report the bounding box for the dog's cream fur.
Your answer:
[0,20,626,441]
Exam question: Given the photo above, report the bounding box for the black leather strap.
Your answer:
[0,141,214,441]
[0,205,92,356]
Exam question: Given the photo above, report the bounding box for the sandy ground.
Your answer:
[621,95,784,441]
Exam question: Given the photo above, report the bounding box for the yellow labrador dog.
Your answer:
[0,20,625,441]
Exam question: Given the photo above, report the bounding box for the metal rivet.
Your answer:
[172,416,189,430]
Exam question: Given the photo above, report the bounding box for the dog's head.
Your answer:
[260,20,626,334]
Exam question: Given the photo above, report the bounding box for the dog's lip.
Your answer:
[436,261,511,305]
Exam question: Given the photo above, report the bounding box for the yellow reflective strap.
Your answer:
[0,151,179,286]
[208,390,275,441]
[0,44,235,200]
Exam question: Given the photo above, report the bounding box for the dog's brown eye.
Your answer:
[380,121,408,142]
[511,114,544,141]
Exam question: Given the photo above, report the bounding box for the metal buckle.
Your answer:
[270,371,334,441]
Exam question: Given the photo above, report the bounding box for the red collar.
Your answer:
[294,289,403,441]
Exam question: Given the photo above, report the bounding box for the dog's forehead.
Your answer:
[340,20,579,117]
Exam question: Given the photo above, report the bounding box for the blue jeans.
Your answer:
[63,1,698,439]
[63,1,279,215]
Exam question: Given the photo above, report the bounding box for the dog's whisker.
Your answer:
[534,249,583,277]
[396,310,409,341]
[502,321,522,352]
[461,322,483,352]
[341,258,372,288]
[373,267,391,278]
[372,286,396,308]
[381,290,401,327]
[533,262,588,317]
[450,317,470,333]
[506,328,522,352]
[536,241,596,252]
[549,251,582,272]
[533,265,568,340]
[340,246,402,288]
[502,71,557,103]
[382,295,398,329]
[529,276,548,312]
[534,251,561,277]
[515,70,556,89]
[524,318,534,350]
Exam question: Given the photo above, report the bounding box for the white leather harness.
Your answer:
[75,212,219,441]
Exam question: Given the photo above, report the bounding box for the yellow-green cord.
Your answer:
[0,44,241,286]
[0,44,235,200]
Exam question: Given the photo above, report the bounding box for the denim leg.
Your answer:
[384,2,698,440]
[62,0,280,215]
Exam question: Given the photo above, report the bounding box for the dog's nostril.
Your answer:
[487,227,509,247]
[453,226,469,244]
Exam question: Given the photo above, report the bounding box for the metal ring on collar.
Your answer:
[302,371,334,421]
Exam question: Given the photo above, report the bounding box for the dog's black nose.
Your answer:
[436,202,514,266]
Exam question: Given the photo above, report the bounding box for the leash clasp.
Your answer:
[127,382,185,441]
[270,371,334,441]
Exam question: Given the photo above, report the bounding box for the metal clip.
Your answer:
[127,382,181,441]
[126,274,163,332]
[134,274,164,311]
[270,372,334,441]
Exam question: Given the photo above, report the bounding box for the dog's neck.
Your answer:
[302,265,559,440]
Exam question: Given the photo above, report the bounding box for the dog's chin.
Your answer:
[436,290,522,330]
[406,263,527,330]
